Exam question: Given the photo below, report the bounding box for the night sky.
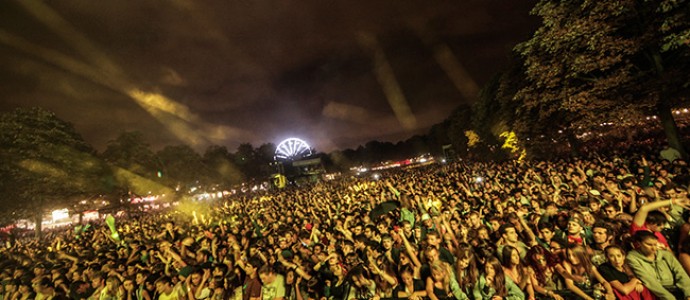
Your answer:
[0,1,538,153]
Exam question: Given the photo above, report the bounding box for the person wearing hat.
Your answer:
[563,216,589,247]
[419,213,435,241]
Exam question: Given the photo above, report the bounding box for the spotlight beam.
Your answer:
[357,32,417,130]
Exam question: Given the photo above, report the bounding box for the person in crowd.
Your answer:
[208,276,226,300]
[155,276,179,300]
[631,197,690,250]
[426,263,456,300]
[239,258,263,300]
[660,143,682,163]
[34,277,65,300]
[454,243,479,297]
[561,245,615,300]
[525,245,563,300]
[589,222,614,266]
[89,272,106,300]
[258,265,286,300]
[327,261,350,300]
[473,257,524,300]
[627,230,690,300]
[394,266,426,300]
[186,268,211,300]
[134,271,152,300]
[597,245,655,300]
[100,276,124,300]
[348,266,375,300]
[123,277,137,300]
[2,143,690,300]
[497,224,529,260]
[680,238,690,280]
[501,246,534,299]
[563,217,590,248]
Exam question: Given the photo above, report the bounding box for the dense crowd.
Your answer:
[2,142,690,300]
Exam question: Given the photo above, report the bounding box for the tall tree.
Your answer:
[446,105,473,157]
[156,145,213,189]
[255,143,278,178]
[101,131,160,178]
[203,145,244,186]
[233,143,257,178]
[0,108,113,237]
[514,0,690,154]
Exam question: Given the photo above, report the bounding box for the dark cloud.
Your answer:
[0,0,538,152]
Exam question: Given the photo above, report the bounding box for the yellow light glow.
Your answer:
[465,130,481,148]
[500,131,525,163]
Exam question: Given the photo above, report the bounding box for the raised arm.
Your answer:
[516,211,538,247]
[632,198,690,228]
[399,230,422,268]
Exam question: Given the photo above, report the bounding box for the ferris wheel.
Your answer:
[275,138,312,160]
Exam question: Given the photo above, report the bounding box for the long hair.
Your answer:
[430,263,451,292]
[373,259,397,293]
[454,243,479,291]
[566,245,594,278]
[500,245,527,280]
[484,257,507,297]
[525,245,559,286]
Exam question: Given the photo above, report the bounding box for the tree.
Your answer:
[203,145,244,186]
[514,0,690,155]
[101,131,160,178]
[0,108,113,237]
[234,143,258,179]
[156,145,213,189]
[427,120,452,157]
[446,105,473,157]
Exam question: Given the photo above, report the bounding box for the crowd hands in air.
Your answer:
[3,142,690,300]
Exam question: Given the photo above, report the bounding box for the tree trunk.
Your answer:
[626,128,636,144]
[657,98,688,158]
[34,213,42,240]
[650,50,687,158]
[566,132,580,157]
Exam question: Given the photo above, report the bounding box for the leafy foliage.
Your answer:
[511,0,690,151]
[102,131,160,178]
[156,145,214,188]
[0,107,113,224]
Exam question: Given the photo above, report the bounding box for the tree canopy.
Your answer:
[0,108,114,227]
[511,0,690,153]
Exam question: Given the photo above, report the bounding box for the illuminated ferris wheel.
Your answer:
[275,138,312,161]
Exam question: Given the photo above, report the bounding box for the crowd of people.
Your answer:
[2,142,690,300]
